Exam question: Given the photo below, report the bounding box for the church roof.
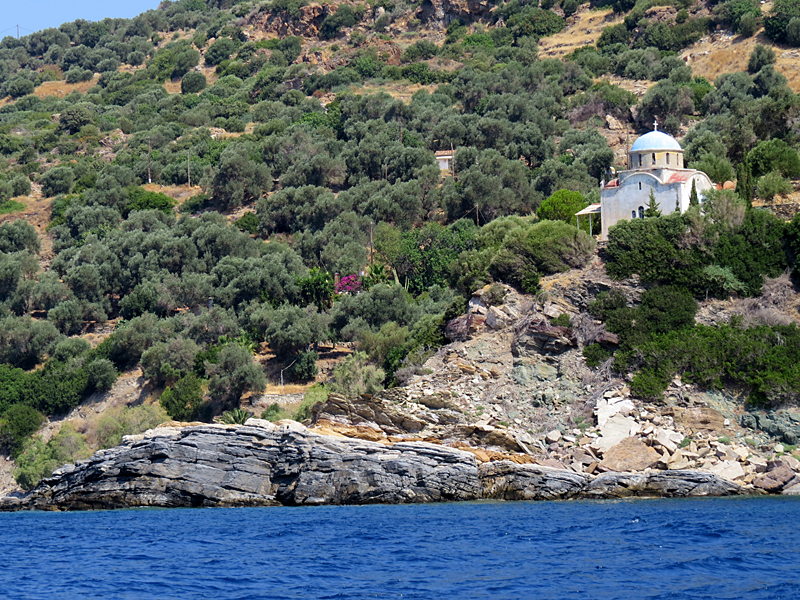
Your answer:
[630,130,682,152]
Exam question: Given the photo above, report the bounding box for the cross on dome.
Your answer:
[653,118,658,132]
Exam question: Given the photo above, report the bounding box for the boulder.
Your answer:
[670,406,726,431]
[545,430,562,444]
[595,397,635,428]
[753,464,795,491]
[584,470,743,498]
[706,460,745,482]
[513,317,576,356]
[591,415,641,455]
[599,437,660,472]
[480,461,588,501]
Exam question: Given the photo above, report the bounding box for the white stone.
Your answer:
[706,460,745,482]
[545,430,562,444]
[591,415,640,455]
[775,444,785,454]
[244,418,277,431]
[594,397,635,428]
[654,429,680,454]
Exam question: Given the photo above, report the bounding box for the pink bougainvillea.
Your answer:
[336,274,362,295]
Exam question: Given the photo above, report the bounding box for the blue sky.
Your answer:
[0,1,160,38]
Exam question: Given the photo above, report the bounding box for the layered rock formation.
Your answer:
[0,421,746,512]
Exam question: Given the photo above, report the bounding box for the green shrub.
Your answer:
[291,350,319,381]
[181,71,207,94]
[0,404,45,457]
[330,351,385,397]
[219,407,252,424]
[95,403,169,449]
[0,200,25,215]
[583,343,612,367]
[160,374,208,422]
[261,402,286,421]
[235,212,259,235]
[757,171,793,201]
[294,383,328,421]
[13,422,90,490]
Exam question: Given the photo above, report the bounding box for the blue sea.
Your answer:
[1,496,798,599]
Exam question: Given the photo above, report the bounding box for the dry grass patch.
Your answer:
[538,7,624,59]
[33,74,101,99]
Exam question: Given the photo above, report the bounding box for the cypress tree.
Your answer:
[735,159,753,208]
[644,189,662,218]
[689,179,699,207]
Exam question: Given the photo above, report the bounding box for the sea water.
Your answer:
[1,496,798,599]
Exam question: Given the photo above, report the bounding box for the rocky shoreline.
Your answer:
[0,420,750,512]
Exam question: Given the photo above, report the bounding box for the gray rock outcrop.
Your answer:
[0,422,749,512]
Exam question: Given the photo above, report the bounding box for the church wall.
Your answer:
[601,173,682,239]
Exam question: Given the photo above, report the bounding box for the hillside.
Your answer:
[2,0,800,495]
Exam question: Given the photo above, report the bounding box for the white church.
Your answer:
[577,122,714,240]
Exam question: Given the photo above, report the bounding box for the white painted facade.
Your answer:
[597,127,714,240]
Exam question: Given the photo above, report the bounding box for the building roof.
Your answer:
[575,203,602,216]
[630,130,682,152]
[435,150,453,157]
[667,172,693,183]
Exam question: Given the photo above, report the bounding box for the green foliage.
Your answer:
[219,407,252,424]
[757,171,793,201]
[489,219,595,289]
[95,403,169,449]
[0,200,25,215]
[298,268,335,311]
[261,402,286,421]
[205,37,239,66]
[291,350,319,381]
[1,404,45,457]
[644,190,662,218]
[748,45,776,74]
[13,422,90,490]
[749,139,800,179]
[124,187,175,217]
[537,189,587,224]
[294,383,328,421]
[40,167,75,197]
[235,212,259,235]
[583,342,612,367]
[320,5,358,40]
[330,351,385,397]
[181,71,207,94]
[160,374,208,422]
[207,343,266,406]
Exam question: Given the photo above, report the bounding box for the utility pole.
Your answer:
[147,138,152,184]
[17,25,19,39]
[369,221,374,266]
[475,203,480,227]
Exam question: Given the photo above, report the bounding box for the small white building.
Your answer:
[595,123,713,240]
[435,150,453,171]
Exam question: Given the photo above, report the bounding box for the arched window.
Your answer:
[638,155,642,167]
[652,153,656,164]
[638,182,642,191]
[638,206,645,219]
[666,153,670,165]
[632,210,637,219]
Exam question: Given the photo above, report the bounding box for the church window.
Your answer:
[638,155,642,167]
[638,182,642,191]
[632,210,636,219]
[638,206,645,219]
[652,153,656,164]
[666,153,670,165]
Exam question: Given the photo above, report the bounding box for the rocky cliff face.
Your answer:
[0,420,746,512]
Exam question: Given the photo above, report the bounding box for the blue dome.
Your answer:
[630,130,682,152]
